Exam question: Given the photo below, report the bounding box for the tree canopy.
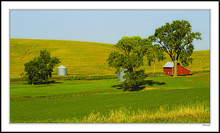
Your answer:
[107,36,164,91]
[108,36,152,73]
[149,20,202,76]
[24,50,60,84]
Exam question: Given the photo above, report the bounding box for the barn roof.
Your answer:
[163,62,174,68]
[163,62,180,68]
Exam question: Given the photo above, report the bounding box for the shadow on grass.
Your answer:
[169,74,193,77]
[143,80,166,86]
[22,81,63,85]
[112,80,166,91]
[177,74,193,76]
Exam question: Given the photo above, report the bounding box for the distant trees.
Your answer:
[107,36,165,91]
[149,20,202,77]
[24,50,60,84]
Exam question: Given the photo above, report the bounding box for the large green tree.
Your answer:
[24,50,60,84]
[107,36,154,91]
[149,20,202,77]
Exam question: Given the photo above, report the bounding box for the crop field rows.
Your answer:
[10,38,210,79]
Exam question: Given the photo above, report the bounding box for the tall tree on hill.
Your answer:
[149,20,202,77]
[107,36,164,91]
[24,50,60,84]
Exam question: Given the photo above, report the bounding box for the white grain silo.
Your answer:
[118,68,127,81]
[57,65,67,75]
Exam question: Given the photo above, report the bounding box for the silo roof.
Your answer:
[58,65,67,68]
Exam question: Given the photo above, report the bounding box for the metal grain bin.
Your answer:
[118,68,127,81]
[57,65,67,75]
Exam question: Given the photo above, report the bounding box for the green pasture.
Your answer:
[10,72,210,123]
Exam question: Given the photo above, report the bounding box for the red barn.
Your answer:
[163,62,191,75]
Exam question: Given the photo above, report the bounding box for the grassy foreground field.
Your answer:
[10,38,210,78]
[10,72,210,123]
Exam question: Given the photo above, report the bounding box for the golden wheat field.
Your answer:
[10,38,210,78]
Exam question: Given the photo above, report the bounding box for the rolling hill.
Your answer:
[10,38,210,78]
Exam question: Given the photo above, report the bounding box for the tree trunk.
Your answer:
[173,60,177,77]
[153,60,156,75]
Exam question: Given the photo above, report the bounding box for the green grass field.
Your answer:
[10,38,210,123]
[10,38,210,78]
[10,72,210,123]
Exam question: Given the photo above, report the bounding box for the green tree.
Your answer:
[149,20,202,77]
[146,44,166,75]
[107,36,153,91]
[24,50,60,84]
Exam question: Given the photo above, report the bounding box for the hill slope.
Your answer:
[10,38,210,78]
[10,38,116,78]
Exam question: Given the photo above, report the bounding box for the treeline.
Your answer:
[10,70,210,82]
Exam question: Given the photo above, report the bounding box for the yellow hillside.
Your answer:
[10,38,116,78]
[10,38,210,78]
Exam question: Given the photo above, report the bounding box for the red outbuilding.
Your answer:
[163,62,191,75]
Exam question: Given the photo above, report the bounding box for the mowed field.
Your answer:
[10,38,210,78]
[10,72,210,123]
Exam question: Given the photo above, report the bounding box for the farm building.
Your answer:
[118,68,127,81]
[163,62,191,75]
[57,65,67,75]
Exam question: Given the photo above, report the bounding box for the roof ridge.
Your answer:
[58,65,67,68]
